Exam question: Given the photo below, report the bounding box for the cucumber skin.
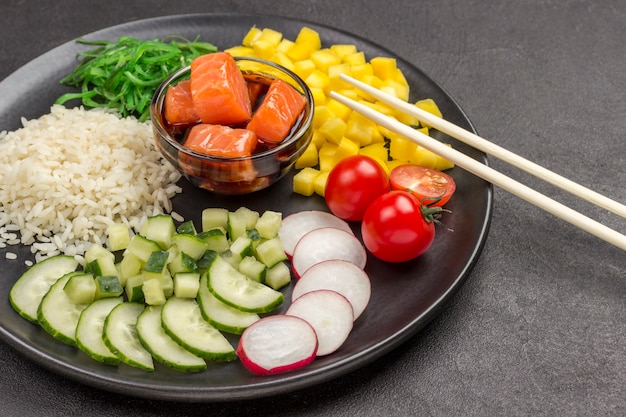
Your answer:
[9,255,79,323]
[76,297,123,366]
[136,305,207,373]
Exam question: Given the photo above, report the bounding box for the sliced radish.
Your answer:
[286,290,354,356]
[237,315,318,375]
[292,259,371,320]
[291,227,366,277]
[279,210,353,258]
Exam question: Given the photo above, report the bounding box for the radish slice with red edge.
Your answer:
[279,211,353,258]
[237,315,318,375]
[291,227,366,278]
[292,259,371,320]
[286,289,354,356]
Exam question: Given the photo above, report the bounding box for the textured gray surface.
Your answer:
[0,0,624,416]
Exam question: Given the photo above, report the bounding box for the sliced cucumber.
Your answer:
[76,297,123,365]
[136,305,207,372]
[161,297,236,361]
[206,254,284,313]
[10,255,79,323]
[103,302,154,371]
[37,271,88,346]
[197,273,259,335]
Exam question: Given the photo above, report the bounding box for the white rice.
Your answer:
[0,105,183,262]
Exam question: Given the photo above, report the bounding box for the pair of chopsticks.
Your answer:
[329,74,626,251]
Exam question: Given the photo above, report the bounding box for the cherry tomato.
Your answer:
[390,164,456,207]
[325,155,390,221]
[361,190,435,262]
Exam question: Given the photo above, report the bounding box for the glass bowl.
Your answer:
[150,57,314,195]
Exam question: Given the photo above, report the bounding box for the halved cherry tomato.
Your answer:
[325,155,390,221]
[390,165,456,207]
[361,190,435,262]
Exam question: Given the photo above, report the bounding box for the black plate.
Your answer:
[0,13,492,402]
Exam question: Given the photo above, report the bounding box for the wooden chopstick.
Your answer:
[337,73,626,220]
[328,86,626,252]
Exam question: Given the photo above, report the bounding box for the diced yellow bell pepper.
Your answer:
[328,63,352,91]
[287,27,321,60]
[311,129,327,148]
[295,142,318,169]
[330,44,358,59]
[293,167,321,196]
[313,106,336,128]
[345,114,380,146]
[389,135,418,161]
[343,51,366,65]
[304,69,330,91]
[276,38,295,53]
[293,59,316,79]
[415,98,443,128]
[310,48,342,72]
[386,159,408,173]
[433,144,455,170]
[382,78,410,102]
[411,146,438,169]
[318,116,347,144]
[270,52,295,71]
[242,27,262,47]
[325,98,352,121]
[318,142,338,171]
[370,56,397,80]
[310,87,326,106]
[313,170,330,197]
[359,142,389,162]
[224,46,254,57]
[332,137,360,164]
[258,28,283,47]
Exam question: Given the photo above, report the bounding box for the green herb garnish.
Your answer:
[55,36,218,121]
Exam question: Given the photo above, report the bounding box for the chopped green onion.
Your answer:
[55,36,218,121]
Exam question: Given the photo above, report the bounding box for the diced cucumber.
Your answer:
[63,272,96,304]
[76,297,123,365]
[255,210,282,239]
[143,250,170,281]
[143,278,166,306]
[201,208,228,232]
[197,273,259,335]
[255,237,288,268]
[221,250,242,268]
[117,252,143,286]
[173,272,200,298]
[37,271,88,346]
[125,274,145,303]
[85,256,117,277]
[230,236,254,259]
[171,234,210,260]
[107,223,131,251]
[9,255,79,323]
[265,261,292,290]
[136,305,207,372]
[233,206,259,229]
[103,302,154,371]
[94,275,124,300]
[238,256,267,283]
[141,214,176,250]
[197,228,229,253]
[161,297,236,361]
[206,254,284,313]
[227,210,247,241]
[125,234,162,263]
[85,244,115,264]
[168,251,198,275]
[176,220,197,235]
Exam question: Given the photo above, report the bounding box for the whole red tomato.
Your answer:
[325,155,390,221]
[361,190,436,262]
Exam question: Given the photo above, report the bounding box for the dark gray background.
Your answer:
[0,1,624,416]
